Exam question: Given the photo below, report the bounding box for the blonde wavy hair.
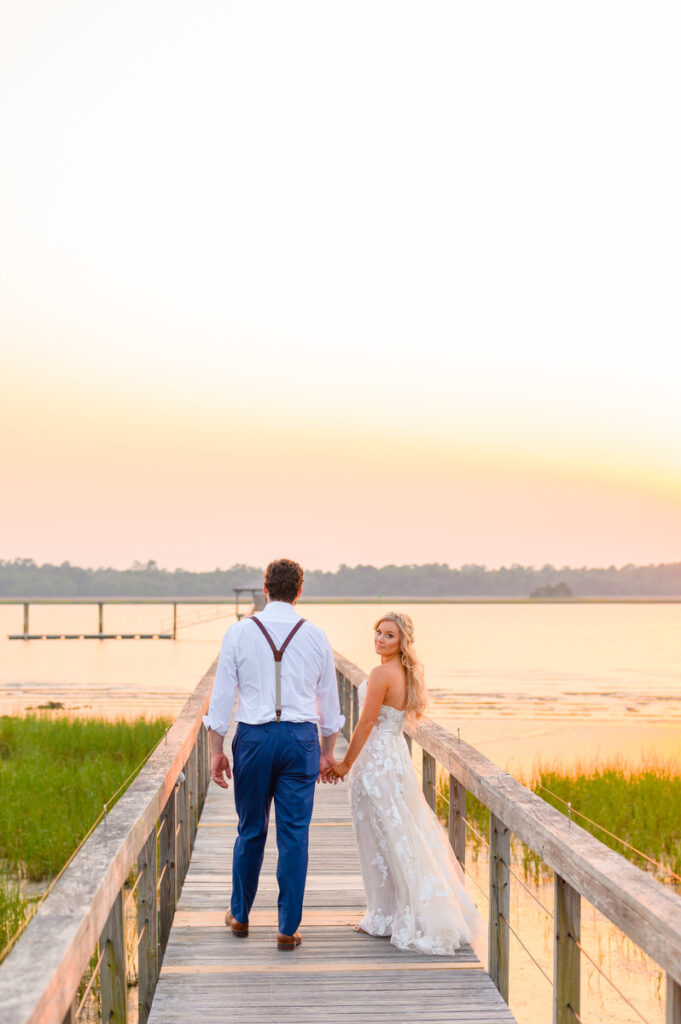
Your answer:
[374,611,427,720]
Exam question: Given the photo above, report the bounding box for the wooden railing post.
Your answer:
[554,874,580,1024]
[99,890,127,1023]
[448,774,466,869]
[159,789,176,959]
[666,974,681,1024]
[422,750,436,811]
[338,674,345,739]
[60,998,77,1024]
[176,769,190,893]
[352,683,359,735]
[188,744,198,850]
[199,724,210,808]
[344,677,351,741]
[489,813,510,1002]
[339,674,350,741]
[137,828,158,1024]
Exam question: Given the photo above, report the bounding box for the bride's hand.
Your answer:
[329,760,351,780]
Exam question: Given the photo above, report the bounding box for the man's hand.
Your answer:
[318,752,340,785]
[211,751,232,789]
[324,759,350,781]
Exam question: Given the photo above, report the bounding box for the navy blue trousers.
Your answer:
[230,720,320,936]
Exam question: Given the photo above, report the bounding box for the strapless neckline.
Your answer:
[358,679,407,718]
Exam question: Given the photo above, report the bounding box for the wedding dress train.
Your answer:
[349,680,484,955]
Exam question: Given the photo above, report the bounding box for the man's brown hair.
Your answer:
[264,558,304,604]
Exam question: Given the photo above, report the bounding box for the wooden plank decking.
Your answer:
[148,737,518,1024]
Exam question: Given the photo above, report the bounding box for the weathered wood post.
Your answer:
[338,673,350,741]
[176,769,190,894]
[489,813,510,1002]
[188,744,198,849]
[138,828,158,1024]
[100,891,127,1023]
[23,602,29,635]
[158,789,176,958]
[448,773,466,869]
[60,998,77,1024]
[352,682,359,735]
[337,673,344,738]
[172,602,177,639]
[553,875,580,1024]
[197,726,206,812]
[198,724,210,810]
[98,602,103,634]
[422,750,436,811]
[666,975,681,1024]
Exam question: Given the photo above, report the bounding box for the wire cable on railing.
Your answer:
[462,867,489,904]
[568,1006,586,1024]
[75,942,107,1019]
[499,912,553,988]
[568,933,653,1024]
[156,863,168,891]
[132,922,147,954]
[499,857,554,919]
[461,814,490,848]
[536,783,681,884]
[436,783,553,919]
[123,867,145,911]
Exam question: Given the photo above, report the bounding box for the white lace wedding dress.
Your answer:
[349,680,484,955]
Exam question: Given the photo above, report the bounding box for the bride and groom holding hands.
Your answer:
[204,558,482,953]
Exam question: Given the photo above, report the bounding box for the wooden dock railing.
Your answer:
[336,653,681,1024]
[0,660,216,1024]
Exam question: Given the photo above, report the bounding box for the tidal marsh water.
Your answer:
[2,600,680,774]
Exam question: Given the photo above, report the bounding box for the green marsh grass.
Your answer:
[437,755,681,887]
[0,715,171,879]
[0,714,171,960]
[0,875,27,952]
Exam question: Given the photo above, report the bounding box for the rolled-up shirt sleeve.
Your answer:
[202,629,238,736]
[316,641,345,737]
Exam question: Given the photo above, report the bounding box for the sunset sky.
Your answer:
[1,1,680,571]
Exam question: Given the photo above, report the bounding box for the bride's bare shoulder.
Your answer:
[367,664,392,691]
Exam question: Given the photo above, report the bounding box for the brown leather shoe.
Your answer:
[225,909,249,937]
[277,931,302,951]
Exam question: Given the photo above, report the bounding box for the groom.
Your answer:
[203,558,344,949]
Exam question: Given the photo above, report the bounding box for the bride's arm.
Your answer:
[327,668,390,779]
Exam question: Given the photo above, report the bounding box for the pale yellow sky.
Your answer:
[1,1,680,570]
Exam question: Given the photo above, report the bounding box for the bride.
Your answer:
[326,612,484,956]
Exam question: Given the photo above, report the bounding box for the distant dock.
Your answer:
[2,589,264,640]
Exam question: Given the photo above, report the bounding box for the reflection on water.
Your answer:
[431,689,681,720]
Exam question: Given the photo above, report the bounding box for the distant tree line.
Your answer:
[1,558,681,597]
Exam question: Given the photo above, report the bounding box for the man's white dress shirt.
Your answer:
[203,601,344,737]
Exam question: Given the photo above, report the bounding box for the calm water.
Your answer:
[1,599,678,1024]
[2,600,679,773]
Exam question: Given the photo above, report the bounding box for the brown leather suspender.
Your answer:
[249,616,307,723]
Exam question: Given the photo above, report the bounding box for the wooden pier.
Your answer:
[1,592,263,640]
[1,653,680,1024]
[147,732,514,1024]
